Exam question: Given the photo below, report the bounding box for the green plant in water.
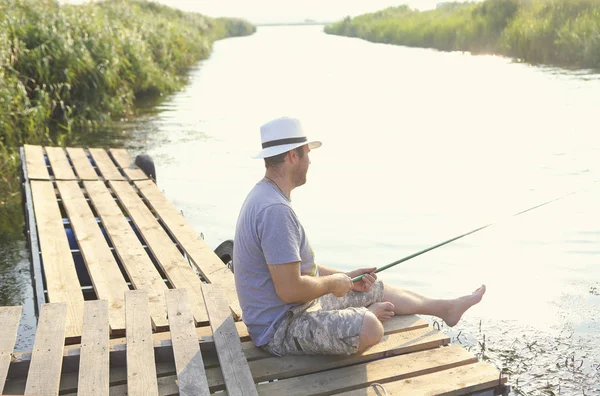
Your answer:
[326,0,600,69]
[0,0,255,238]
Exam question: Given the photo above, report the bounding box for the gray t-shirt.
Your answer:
[233,180,317,346]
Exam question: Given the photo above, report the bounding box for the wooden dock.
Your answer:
[20,144,241,341]
[1,145,510,395]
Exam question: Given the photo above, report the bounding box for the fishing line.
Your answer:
[352,179,600,283]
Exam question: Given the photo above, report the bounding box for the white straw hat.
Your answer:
[253,117,322,159]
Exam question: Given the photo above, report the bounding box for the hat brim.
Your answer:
[253,140,321,159]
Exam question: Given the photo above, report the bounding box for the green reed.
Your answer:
[0,0,254,237]
[325,0,600,69]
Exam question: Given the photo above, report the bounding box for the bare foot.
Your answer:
[367,302,395,322]
[443,285,486,327]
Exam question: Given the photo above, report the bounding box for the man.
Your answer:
[233,116,486,356]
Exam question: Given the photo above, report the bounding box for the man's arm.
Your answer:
[268,262,352,304]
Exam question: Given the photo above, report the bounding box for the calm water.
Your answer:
[3,25,600,394]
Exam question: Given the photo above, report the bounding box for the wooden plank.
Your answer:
[126,291,159,396]
[78,300,109,396]
[110,148,148,180]
[22,146,46,316]
[136,179,242,319]
[24,144,49,180]
[84,180,169,330]
[45,146,76,180]
[257,345,476,395]
[31,180,84,340]
[57,181,128,334]
[202,284,257,396]
[222,315,427,369]
[9,316,253,382]
[103,324,451,395]
[110,180,208,323]
[165,289,210,396]
[88,148,124,180]
[80,319,249,362]
[24,303,68,396]
[241,325,450,386]
[0,306,22,392]
[337,361,506,396]
[5,314,429,395]
[66,147,99,180]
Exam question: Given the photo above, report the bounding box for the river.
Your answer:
[2,25,600,394]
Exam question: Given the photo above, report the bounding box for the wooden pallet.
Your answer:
[2,289,255,396]
[2,304,507,395]
[9,145,510,395]
[20,145,240,342]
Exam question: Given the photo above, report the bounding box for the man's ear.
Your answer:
[287,149,297,163]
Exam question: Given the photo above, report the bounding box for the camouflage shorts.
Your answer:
[263,280,385,356]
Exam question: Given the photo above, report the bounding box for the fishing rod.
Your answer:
[351,180,599,283]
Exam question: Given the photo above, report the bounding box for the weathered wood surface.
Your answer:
[126,291,159,396]
[88,148,124,180]
[31,180,84,340]
[78,300,110,396]
[5,316,452,395]
[24,144,49,180]
[110,148,148,180]
[110,180,208,323]
[57,180,128,334]
[66,147,99,180]
[100,323,451,395]
[7,314,419,385]
[0,306,22,392]
[165,289,210,396]
[202,284,258,396]
[24,303,68,396]
[337,361,506,396]
[45,146,76,180]
[136,179,242,318]
[256,344,477,395]
[3,308,504,396]
[85,180,169,330]
[241,325,450,386]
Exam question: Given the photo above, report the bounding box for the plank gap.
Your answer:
[66,147,100,180]
[88,148,126,181]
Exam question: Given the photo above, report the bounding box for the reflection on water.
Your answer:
[0,238,28,306]
[0,238,36,350]
[1,25,599,393]
[119,26,599,394]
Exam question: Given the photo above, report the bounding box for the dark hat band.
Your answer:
[262,136,307,149]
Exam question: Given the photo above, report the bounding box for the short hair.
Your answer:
[264,146,305,168]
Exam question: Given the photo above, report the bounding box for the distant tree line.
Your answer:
[325,0,600,69]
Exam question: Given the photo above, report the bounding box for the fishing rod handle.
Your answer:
[352,269,381,283]
[351,274,364,283]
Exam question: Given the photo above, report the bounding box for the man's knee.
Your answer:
[357,311,383,353]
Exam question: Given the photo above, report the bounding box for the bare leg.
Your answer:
[357,311,384,353]
[383,284,486,327]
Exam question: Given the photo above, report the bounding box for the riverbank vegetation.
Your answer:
[0,0,254,237]
[325,0,600,69]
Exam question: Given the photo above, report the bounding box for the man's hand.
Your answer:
[346,267,377,293]
[328,273,353,297]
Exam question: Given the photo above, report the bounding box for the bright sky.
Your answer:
[172,0,440,23]
[63,0,441,23]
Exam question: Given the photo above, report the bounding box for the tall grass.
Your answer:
[325,0,600,69]
[0,0,254,238]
